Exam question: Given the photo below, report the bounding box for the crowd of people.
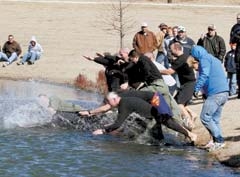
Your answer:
[37,13,240,152]
[0,35,43,67]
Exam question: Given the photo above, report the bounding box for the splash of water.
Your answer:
[0,98,53,129]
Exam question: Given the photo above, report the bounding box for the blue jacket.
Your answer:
[191,46,229,96]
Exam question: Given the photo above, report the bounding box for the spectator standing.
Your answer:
[197,24,226,63]
[17,36,43,65]
[190,45,229,152]
[170,26,195,56]
[132,22,157,55]
[230,13,240,98]
[0,35,22,67]
[224,43,237,96]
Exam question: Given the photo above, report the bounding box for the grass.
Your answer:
[74,70,108,94]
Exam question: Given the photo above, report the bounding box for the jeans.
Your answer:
[156,51,169,68]
[0,52,18,64]
[227,72,237,95]
[21,51,41,63]
[200,92,228,143]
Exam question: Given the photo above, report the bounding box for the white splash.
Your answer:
[1,99,53,129]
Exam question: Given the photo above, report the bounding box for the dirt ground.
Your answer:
[0,0,239,168]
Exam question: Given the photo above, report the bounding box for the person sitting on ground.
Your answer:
[0,34,22,67]
[17,36,43,65]
[92,91,197,144]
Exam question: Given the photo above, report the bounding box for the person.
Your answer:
[169,26,195,89]
[170,26,195,56]
[224,43,237,96]
[230,13,240,98]
[92,91,197,144]
[197,24,226,63]
[38,94,83,115]
[160,42,197,130]
[17,36,43,65]
[127,49,182,125]
[144,52,177,95]
[155,23,169,68]
[132,22,157,55]
[82,49,127,92]
[0,35,22,67]
[189,45,229,151]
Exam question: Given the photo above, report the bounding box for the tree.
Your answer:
[96,0,136,48]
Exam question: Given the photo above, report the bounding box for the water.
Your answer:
[0,79,239,177]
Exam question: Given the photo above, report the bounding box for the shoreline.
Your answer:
[0,0,239,169]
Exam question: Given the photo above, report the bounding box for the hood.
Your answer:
[190,45,208,62]
[30,36,37,43]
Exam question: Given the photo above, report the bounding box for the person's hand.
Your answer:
[48,107,56,115]
[193,91,200,98]
[92,129,105,135]
[117,59,125,65]
[79,110,91,116]
[96,52,104,57]
[82,55,94,61]
[120,82,129,90]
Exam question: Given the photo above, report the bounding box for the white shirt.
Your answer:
[153,61,176,87]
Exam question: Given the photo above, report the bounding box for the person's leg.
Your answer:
[162,117,197,143]
[19,52,31,64]
[156,51,165,64]
[110,77,121,92]
[0,52,9,62]
[7,52,18,64]
[230,73,237,95]
[29,51,37,64]
[200,92,228,143]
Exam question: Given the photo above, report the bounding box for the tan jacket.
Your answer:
[155,31,165,52]
[132,30,157,54]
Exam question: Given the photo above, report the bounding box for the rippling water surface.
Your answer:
[0,79,239,177]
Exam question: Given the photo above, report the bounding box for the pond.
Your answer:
[0,79,239,177]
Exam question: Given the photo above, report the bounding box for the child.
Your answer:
[224,43,237,96]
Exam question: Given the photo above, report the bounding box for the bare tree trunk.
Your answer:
[119,0,123,48]
[167,0,172,3]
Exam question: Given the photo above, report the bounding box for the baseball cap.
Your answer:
[159,23,168,30]
[177,26,186,32]
[141,22,148,27]
[208,24,216,30]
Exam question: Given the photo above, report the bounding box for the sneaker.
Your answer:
[28,61,34,65]
[2,62,9,67]
[207,142,226,152]
[202,140,214,149]
[17,61,24,65]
